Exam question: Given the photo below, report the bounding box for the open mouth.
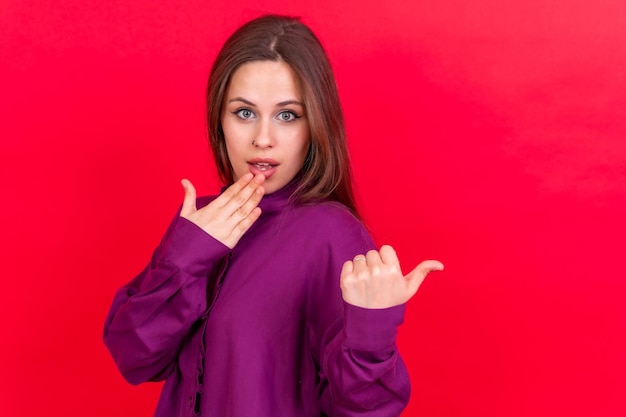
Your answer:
[251,161,276,171]
[248,159,279,178]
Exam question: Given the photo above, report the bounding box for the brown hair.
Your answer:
[207,15,358,216]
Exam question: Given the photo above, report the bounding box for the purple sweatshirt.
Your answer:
[104,181,410,416]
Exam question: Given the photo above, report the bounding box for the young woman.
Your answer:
[104,14,443,417]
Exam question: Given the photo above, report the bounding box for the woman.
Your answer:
[104,14,442,417]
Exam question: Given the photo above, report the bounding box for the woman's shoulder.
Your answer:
[289,201,375,269]
[295,200,360,222]
[289,201,370,240]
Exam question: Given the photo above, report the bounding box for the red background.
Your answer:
[2,1,625,416]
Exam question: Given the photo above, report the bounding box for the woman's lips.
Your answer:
[248,158,278,179]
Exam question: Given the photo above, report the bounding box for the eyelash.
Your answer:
[232,108,302,122]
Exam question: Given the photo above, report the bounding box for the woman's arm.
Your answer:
[103,214,230,385]
[319,301,412,416]
[103,173,266,384]
[313,216,442,416]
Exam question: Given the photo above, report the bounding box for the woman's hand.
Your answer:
[340,245,443,309]
[180,173,265,249]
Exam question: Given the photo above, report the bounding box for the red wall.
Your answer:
[2,1,625,416]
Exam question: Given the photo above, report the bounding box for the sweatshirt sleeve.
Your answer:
[103,210,231,385]
[310,209,411,416]
[320,303,410,416]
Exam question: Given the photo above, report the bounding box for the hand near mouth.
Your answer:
[180,173,266,249]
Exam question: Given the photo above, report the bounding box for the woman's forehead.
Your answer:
[225,61,304,105]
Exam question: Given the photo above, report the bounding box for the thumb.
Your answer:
[180,179,197,216]
[405,260,444,289]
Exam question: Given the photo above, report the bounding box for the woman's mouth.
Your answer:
[248,158,278,178]
[252,162,274,171]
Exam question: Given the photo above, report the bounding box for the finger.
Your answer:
[228,206,262,244]
[216,173,255,206]
[180,179,197,216]
[340,260,354,279]
[229,184,265,222]
[352,254,367,272]
[405,259,444,287]
[379,245,400,266]
[222,174,265,213]
[365,249,383,265]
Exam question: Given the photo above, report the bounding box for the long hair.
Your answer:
[207,15,358,216]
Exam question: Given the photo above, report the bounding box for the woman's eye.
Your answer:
[235,109,254,119]
[278,111,297,122]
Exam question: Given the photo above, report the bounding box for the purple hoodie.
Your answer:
[104,182,410,416]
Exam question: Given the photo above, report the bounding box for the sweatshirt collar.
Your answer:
[257,176,300,214]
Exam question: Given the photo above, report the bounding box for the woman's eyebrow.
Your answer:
[276,100,304,107]
[227,97,304,107]
[228,97,256,106]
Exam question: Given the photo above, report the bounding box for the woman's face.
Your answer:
[221,60,310,195]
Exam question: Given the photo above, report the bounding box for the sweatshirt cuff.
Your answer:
[160,217,231,276]
[343,302,406,351]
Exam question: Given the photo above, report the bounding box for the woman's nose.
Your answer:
[252,119,275,148]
